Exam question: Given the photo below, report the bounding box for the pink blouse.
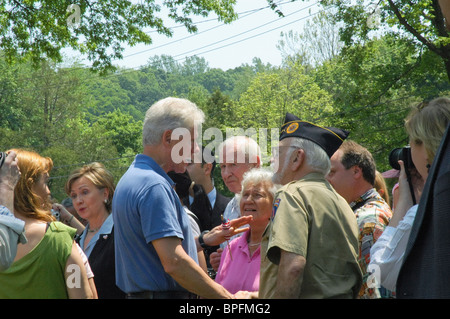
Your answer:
[215,230,260,294]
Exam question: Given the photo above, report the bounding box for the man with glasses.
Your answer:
[259,113,362,299]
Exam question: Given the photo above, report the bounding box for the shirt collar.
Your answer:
[350,188,378,209]
[207,187,217,208]
[80,214,114,257]
[100,213,114,234]
[189,187,217,206]
[83,214,114,237]
[134,154,174,186]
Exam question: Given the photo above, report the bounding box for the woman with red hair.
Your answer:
[0,149,94,299]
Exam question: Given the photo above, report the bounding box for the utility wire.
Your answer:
[8,1,306,85]
[122,2,318,61]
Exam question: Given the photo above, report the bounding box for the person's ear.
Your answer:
[161,130,173,147]
[291,148,305,171]
[203,163,213,176]
[352,165,362,179]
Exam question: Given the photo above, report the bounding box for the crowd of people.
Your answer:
[0,94,449,299]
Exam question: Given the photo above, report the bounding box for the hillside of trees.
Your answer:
[1,15,450,200]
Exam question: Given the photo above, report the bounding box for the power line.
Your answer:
[8,1,302,85]
[120,1,278,59]
[7,2,320,94]
[50,154,135,171]
[123,2,318,62]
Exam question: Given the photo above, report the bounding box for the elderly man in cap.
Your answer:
[258,113,362,299]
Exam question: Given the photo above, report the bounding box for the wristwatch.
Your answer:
[198,230,211,249]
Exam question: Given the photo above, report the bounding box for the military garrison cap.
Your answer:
[279,113,350,158]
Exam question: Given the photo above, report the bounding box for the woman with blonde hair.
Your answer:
[374,170,390,207]
[64,162,125,299]
[0,149,93,299]
[370,97,450,292]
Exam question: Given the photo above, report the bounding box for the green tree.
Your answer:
[277,10,343,67]
[83,71,142,120]
[94,110,143,156]
[45,113,120,201]
[196,68,234,93]
[203,88,237,131]
[0,54,21,130]
[313,34,450,171]
[0,57,122,200]
[235,62,335,130]
[319,0,450,81]
[0,0,245,73]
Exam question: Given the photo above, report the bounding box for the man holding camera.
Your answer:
[0,151,27,271]
[327,140,394,299]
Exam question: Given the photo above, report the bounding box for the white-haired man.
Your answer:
[113,97,248,299]
[219,136,262,220]
[205,136,261,269]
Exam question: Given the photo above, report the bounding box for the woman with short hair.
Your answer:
[65,162,125,299]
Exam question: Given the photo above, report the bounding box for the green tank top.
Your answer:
[0,221,76,299]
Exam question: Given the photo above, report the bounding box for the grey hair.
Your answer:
[287,137,331,176]
[142,97,205,146]
[239,167,280,200]
[218,136,262,164]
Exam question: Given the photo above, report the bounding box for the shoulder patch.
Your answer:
[272,198,281,220]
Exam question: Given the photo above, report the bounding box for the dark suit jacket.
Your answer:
[396,123,450,298]
[189,185,231,232]
[78,228,126,299]
[210,192,232,229]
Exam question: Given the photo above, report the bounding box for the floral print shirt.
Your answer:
[351,188,394,299]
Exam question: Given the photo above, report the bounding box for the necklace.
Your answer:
[87,226,100,233]
[248,242,261,247]
[87,214,108,233]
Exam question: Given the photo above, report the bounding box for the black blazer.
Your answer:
[396,123,450,298]
[210,192,232,229]
[78,227,125,299]
[189,186,231,232]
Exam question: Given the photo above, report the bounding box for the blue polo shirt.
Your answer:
[112,154,198,293]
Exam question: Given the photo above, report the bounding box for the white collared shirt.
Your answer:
[79,214,114,258]
[189,187,217,209]
[369,204,418,291]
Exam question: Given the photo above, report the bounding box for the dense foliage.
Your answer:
[0,0,242,73]
[1,2,450,201]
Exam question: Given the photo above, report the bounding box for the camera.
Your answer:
[51,209,61,221]
[389,146,415,171]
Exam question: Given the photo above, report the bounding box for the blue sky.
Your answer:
[111,0,321,71]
